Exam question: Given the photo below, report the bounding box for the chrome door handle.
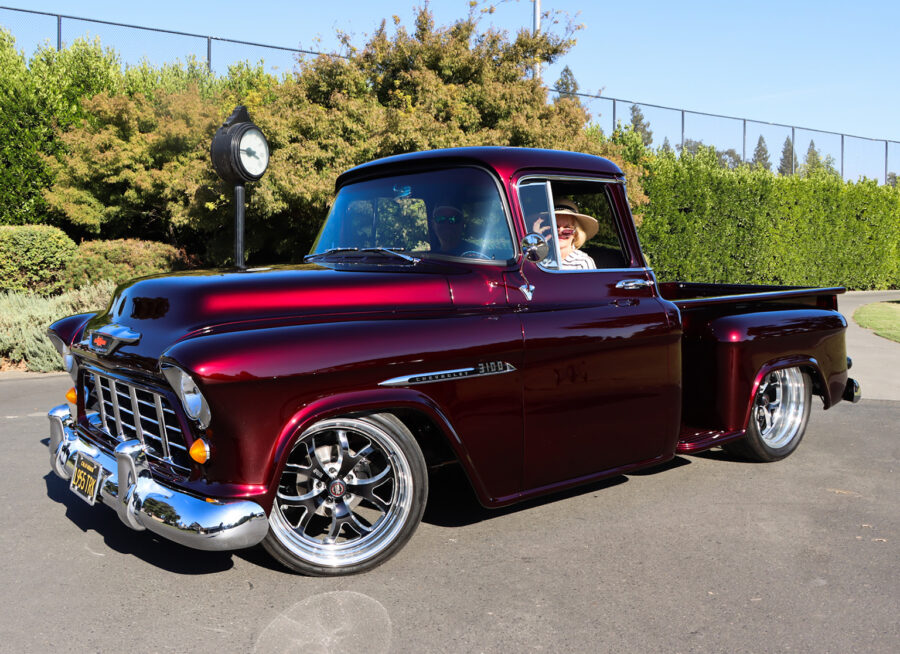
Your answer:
[615,279,652,290]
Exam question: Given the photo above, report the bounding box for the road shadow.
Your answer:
[423,455,695,528]
[689,448,754,463]
[44,472,236,575]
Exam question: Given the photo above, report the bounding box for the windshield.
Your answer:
[310,167,515,263]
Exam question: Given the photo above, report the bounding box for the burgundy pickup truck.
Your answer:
[46,147,861,575]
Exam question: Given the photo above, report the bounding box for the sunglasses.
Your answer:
[433,207,462,224]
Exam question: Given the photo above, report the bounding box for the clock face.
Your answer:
[238,128,269,177]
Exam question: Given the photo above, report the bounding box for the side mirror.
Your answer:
[516,233,548,302]
[520,233,549,262]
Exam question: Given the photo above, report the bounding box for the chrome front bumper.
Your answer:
[48,405,269,551]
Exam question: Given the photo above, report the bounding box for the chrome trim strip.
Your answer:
[109,378,124,438]
[93,373,107,426]
[127,385,145,446]
[154,394,170,459]
[379,362,516,387]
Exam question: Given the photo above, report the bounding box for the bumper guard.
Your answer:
[48,405,268,551]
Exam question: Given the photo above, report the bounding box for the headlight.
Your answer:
[47,331,78,383]
[161,365,211,429]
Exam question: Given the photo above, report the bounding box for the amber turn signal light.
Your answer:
[189,439,210,464]
[65,387,78,404]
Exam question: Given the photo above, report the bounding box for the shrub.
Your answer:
[637,148,900,289]
[65,239,191,287]
[0,279,115,372]
[0,225,76,295]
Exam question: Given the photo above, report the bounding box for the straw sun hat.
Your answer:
[553,198,599,240]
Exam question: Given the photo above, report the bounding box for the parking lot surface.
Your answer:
[1,371,896,653]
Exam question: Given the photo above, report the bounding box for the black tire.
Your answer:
[263,413,427,576]
[724,368,812,462]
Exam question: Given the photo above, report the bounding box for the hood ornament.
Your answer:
[86,324,141,355]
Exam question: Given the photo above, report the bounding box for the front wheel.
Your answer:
[263,413,427,576]
[724,367,812,462]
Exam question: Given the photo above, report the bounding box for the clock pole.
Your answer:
[209,106,270,270]
[234,184,245,269]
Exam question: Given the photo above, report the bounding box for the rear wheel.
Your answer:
[263,413,427,576]
[724,367,812,462]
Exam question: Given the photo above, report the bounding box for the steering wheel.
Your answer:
[460,250,489,259]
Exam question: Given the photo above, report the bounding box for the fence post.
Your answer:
[57,15,61,51]
[612,99,616,132]
[207,37,212,71]
[742,119,746,162]
[681,110,685,152]
[840,134,844,179]
[791,126,796,174]
[886,141,889,185]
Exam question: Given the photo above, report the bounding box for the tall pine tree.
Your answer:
[804,140,823,173]
[629,104,653,147]
[554,65,579,101]
[752,135,771,171]
[778,136,796,176]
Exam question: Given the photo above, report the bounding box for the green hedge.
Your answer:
[0,225,76,295]
[637,149,900,289]
[65,238,189,287]
[0,280,115,372]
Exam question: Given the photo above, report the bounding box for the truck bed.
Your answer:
[657,282,850,454]
[658,281,845,311]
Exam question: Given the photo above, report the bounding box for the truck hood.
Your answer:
[75,264,453,371]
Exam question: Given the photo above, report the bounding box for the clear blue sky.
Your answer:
[2,0,898,180]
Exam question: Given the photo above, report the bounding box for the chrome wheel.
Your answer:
[726,367,812,462]
[264,414,426,575]
[753,368,807,449]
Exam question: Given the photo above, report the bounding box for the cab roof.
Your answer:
[335,147,624,190]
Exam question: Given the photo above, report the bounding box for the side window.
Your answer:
[518,179,630,271]
[561,184,629,270]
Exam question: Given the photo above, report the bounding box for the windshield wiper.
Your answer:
[360,248,421,264]
[304,247,359,262]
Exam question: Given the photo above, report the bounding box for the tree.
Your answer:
[778,136,796,176]
[677,138,704,157]
[716,148,743,170]
[554,65,578,100]
[798,140,839,178]
[888,172,897,187]
[804,140,823,172]
[629,104,653,147]
[752,135,771,171]
[46,6,620,264]
[660,136,673,153]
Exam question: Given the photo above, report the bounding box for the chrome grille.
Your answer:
[85,370,191,472]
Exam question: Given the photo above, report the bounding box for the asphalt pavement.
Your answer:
[0,291,897,652]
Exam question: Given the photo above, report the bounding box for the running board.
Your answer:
[676,428,745,454]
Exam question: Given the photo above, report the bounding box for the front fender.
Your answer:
[48,312,97,346]
[159,314,524,509]
[257,388,491,512]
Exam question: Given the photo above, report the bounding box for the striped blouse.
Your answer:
[560,249,596,270]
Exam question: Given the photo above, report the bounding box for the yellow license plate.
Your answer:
[70,454,102,505]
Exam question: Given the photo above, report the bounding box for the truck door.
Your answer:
[510,177,681,491]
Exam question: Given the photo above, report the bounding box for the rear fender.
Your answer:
[703,309,848,431]
[743,356,826,431]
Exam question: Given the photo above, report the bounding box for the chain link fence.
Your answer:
[2,5,897,185]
